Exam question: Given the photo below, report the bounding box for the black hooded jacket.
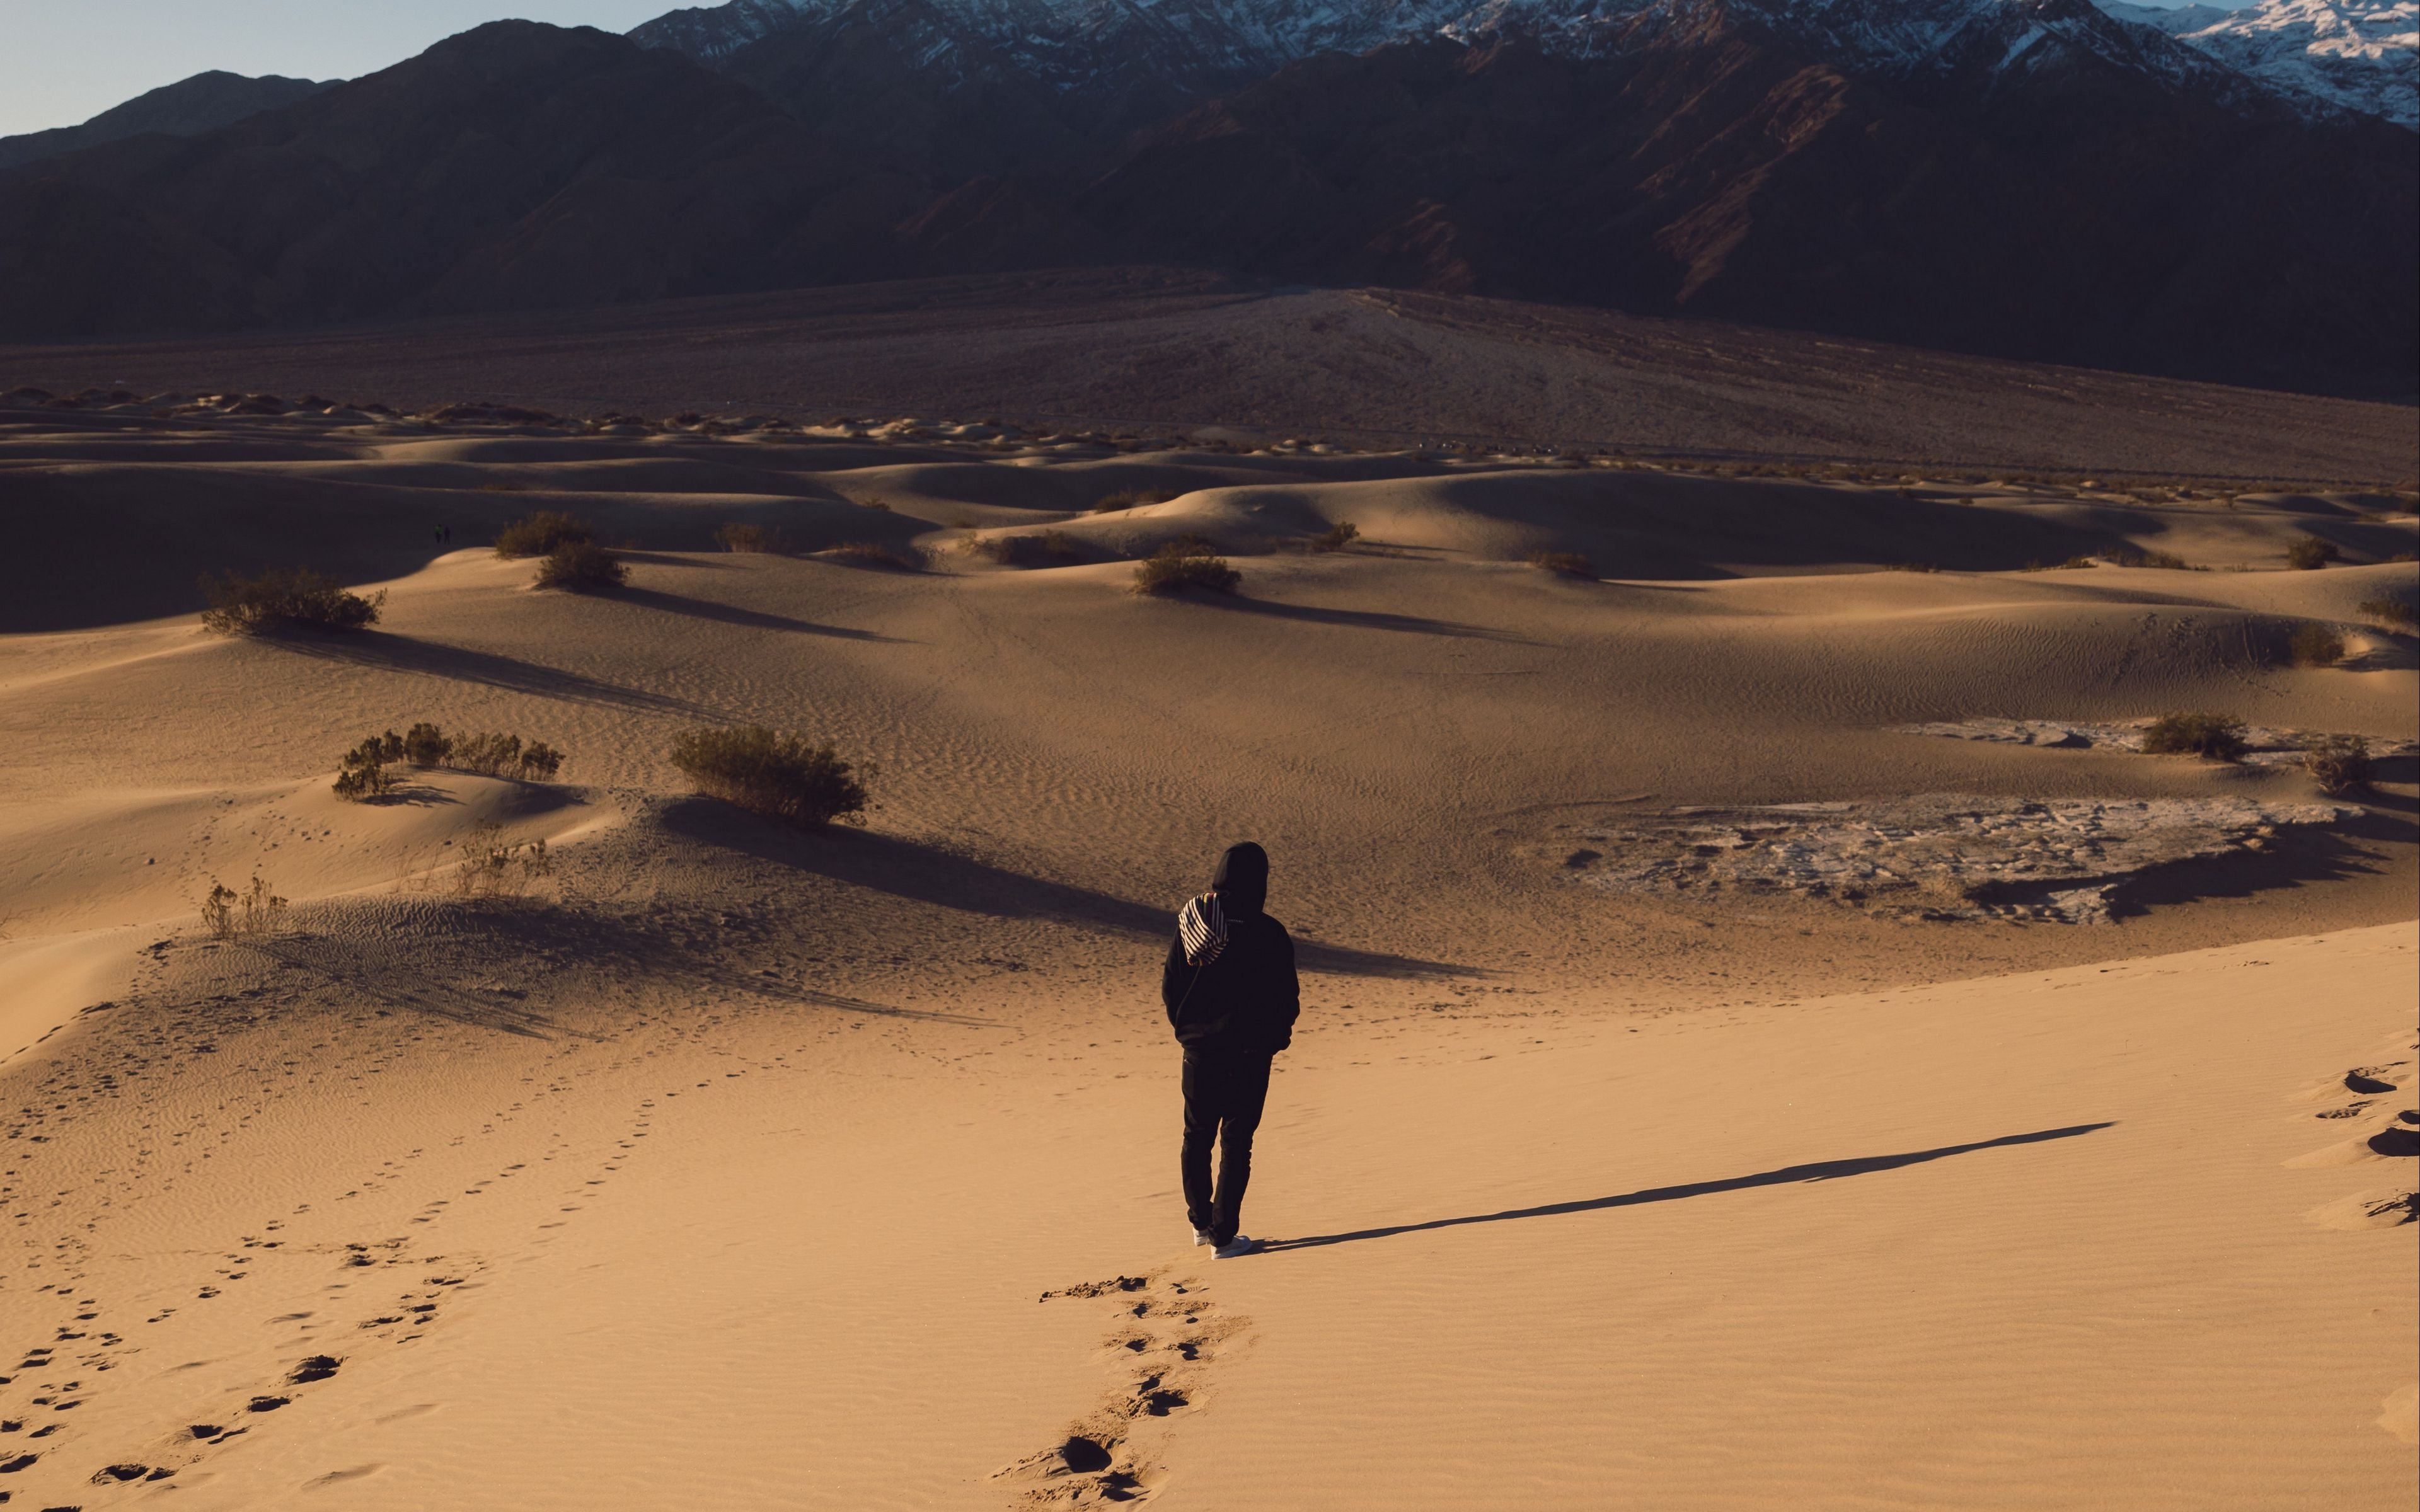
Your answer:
[1161,842,1299,1056]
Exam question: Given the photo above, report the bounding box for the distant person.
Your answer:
[1163,841,1299,1258]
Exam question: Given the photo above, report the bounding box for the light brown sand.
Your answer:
[1,411,2411,1508]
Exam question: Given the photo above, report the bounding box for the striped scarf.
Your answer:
[1178,891,1228,967]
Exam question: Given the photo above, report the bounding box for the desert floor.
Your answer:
[1,398,2413,1509]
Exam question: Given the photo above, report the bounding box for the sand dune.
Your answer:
[0,404,2411,1508]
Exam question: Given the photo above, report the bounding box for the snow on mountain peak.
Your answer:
[2099,0,2417,125]
[631,0,2417,125]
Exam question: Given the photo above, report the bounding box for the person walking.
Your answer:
[1163,841,1298,1259]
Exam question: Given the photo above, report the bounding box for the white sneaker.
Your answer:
[1213,1234,1259,1259]
[1192,1228,1214,1247]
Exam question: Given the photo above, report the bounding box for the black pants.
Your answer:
[1180,1048,1273,1246]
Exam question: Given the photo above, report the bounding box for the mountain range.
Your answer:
[0,70,330,173]
[0,0,2411,398]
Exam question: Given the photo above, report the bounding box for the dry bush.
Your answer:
[2285,535,2341,570]
[200,568,383,634]
[494,510,592,558]
[2103,546,2194,570]
[452,820,555,898]
[969,531,1086,566]
[1133,541,1240,596]
[533,542,627,591]
[403,721,451,767]
[1092,488,1178,513]
[669,726,873,826]
[1312,521,1361,553]
[1884,562,1938,573]
[335,725,562,799]
[2289,623,2346,667]
[823,541,919,570]
[2303,734,2372,796]
[199,875,287,939]
[715,522,788,554]
[2140,712,2248,761]
[1530,551,1598,578]
[333,731,403,801]
[2356,597,2416,629]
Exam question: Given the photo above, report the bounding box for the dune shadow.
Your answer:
[258,934,572,1040]
[268,629,710,714]
[1262,1123,2116,1253]
[617,585,902,640]
[660,799,1469,980]
[1195,593,1538,643]
[2111,816,2392,914]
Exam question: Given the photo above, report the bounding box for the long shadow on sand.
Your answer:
[660,798,1469,981]
[1260,1123,2114,1252]
[617,585,904,641]
[1195,593,1538,644]
[268,629,710,714]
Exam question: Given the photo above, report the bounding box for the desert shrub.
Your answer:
[452,820,555,898]
[200,568,383,634]
[338,725,562,792]
[533,542,626,591]
[2303,734,2372,796]
[1093,488,1178,513]
[403,721,451,767]
[823,540,919,570]
[452,730,565,779]
[715,522,787,554]
[669,726,873,826]
[2102,546,2192,570]
[1884,562,1938,573]
[1530,551,1598,579]
[1133,541,1241,596]
[2289,622,2346,667]
[333,731,403,801]
[969,531,1085,566]
[493,510,592,559]
[2140,712,2248,761]
[1312,521,1361,553]
[199,875,287,939]
[2356,596,2416,629]
[2284,535,2341,570]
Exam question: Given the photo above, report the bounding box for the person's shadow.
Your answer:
[1259,1122,2114,1252]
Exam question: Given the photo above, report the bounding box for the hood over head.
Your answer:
[1211,841,1269,917]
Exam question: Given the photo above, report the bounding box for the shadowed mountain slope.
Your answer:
[0,70,331,173]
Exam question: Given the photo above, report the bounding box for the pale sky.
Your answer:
[0,0,2253,140]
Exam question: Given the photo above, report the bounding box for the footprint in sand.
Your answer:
[1000,1271,1245,1504]
[2381,1383,2419,1445]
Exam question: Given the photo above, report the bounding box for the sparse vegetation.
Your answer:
[2356,597,2416,629]
[452,820,555,898]
[1312,521,1361,553]
[2284,535,2341,570]
[2140,712,2248,762]
[1133,540,1241,596]
[715,522,788,554]
[332,725,563,800]
[2289,622,2346,667]
[2102,546,2194,570]
[533,541,627,591]
[969,531,1085,566]
[1884,562,1939,573]
[668,726,873,826]
[2021,556,2099,572]
[199,875,287,939]
[1529,551,1598,579]
[199,568,383,634]
[1093,488,1179,513]
[493,510,593,558]
[822,540,919,570]
[2303,734,2373,796]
